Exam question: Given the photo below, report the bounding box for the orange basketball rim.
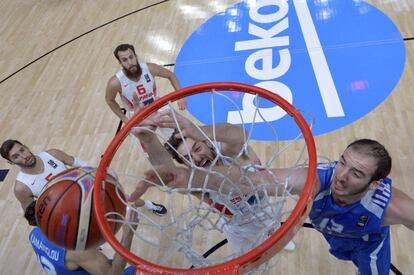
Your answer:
[94,82,318,274]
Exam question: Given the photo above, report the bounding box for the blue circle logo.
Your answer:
[175,1,405,140]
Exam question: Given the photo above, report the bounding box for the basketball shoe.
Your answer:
[150,202,167,216]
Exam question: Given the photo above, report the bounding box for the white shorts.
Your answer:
[211,193,278,254]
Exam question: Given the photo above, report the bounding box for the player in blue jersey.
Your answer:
[134,139,414,275]
[27,206,137,275]
[308,140,394,275]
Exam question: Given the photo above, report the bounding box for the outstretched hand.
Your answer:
[129,112,158,136]
[128,165,190,203]
[152,110,205,141]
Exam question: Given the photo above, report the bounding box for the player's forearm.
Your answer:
[139,132,175,167]
[199,123,246,148]
[110,258,127,275]
[110,235,133,275]
[110,212,137,275]
[189,167,294,197]
[107,100,128,123]
[168,74,181,91]
[190,166,254,195]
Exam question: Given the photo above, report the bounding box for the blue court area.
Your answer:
[0,169,9,182]
[175,1,405,140]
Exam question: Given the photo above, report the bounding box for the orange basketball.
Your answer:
[35,167,126,250]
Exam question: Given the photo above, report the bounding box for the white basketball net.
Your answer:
[104,88,314,273]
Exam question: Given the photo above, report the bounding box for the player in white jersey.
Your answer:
[0,140,86,218]
[0,139,167,225]
[129,110,296,253]
[105,43,186,128]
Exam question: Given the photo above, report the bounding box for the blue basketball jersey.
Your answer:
[29,228,136,275]
[310,162,392,274]
[29,227,90,275]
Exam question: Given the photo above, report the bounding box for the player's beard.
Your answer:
[19,154,37,168]
[124,63,142,79]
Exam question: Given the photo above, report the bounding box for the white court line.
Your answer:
[293,0,345,117]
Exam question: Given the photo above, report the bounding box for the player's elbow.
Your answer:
[105,95,114,105]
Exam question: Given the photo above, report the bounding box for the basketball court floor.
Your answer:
[0,0,414,274]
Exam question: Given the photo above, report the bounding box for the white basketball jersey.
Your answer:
[16,152,67,197]
[116,62,158,113]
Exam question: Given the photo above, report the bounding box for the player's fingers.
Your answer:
[153,113,176,128]
[178,101,186,110]
[155,109,174,118]
[156,121,176,129]
[128,181,150,202]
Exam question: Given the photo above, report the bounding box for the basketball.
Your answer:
[35,167,126,250]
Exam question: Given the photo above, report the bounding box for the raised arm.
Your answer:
[148,63,186,110]
[131,113,175,168]
[14,181,35,212]
[130,164,314,201]
[138,130,175,167]
[383,187,414,230]
[199,123,249,158]
[153,110,248,158]
[105,76,129,124]
[46,149,88,167]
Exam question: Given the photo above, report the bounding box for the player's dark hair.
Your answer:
[0,139,22,161]
[164,129,185,164]
[347,139,392,181]
[113,44,136,61]
[24,200,38,226]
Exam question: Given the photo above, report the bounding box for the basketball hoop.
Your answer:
[94,82,318,274]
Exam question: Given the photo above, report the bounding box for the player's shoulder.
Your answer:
[45,148,62,158]
[29,226,41,238]
[316,162,336,191]
[107,74,122,90]
[14,180,32,196]
[147,62,163,74]
[317,162,336,170]
[146,62,158,69]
